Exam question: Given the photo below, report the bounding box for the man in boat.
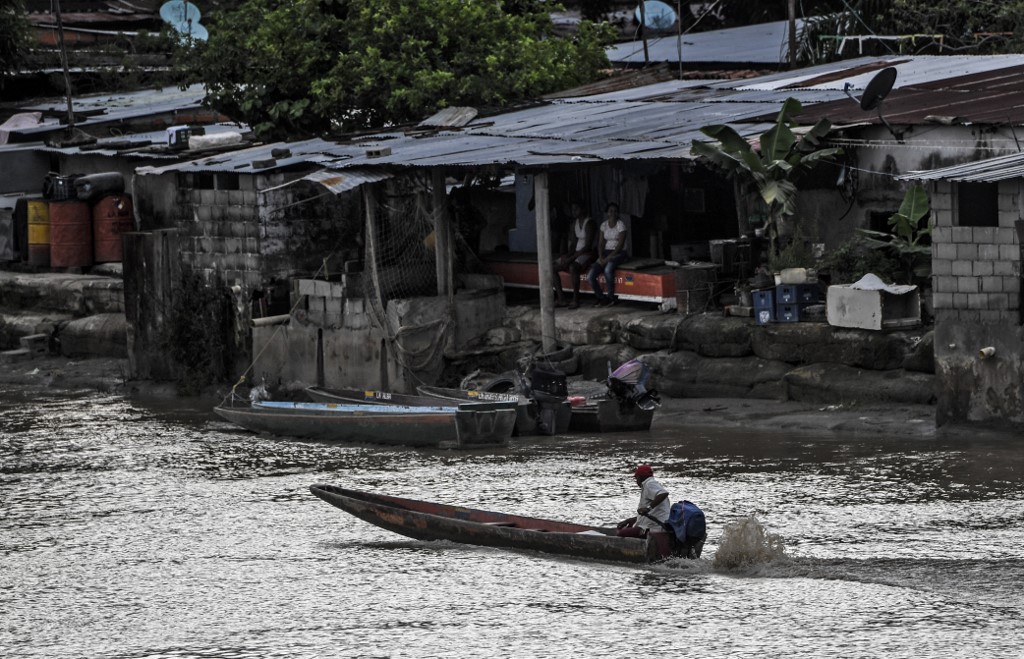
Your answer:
[616,464,670,538]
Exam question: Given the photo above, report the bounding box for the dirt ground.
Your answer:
[0,355,956,439]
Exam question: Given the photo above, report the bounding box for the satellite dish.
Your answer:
[180,23,209,41]
[860,67,897,111]
[843,66,901,142]
[159,1,201,24]
[634,1,678,31]
[159,1,208,41]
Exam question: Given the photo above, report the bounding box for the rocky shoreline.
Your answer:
[0,354,943,439]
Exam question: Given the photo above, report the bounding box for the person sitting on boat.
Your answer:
[552,201,596,309]
[587,202,628,307]
[616,463,670,538]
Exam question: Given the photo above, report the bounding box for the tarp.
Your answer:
[850,273,917,295]
[0,113,42,145]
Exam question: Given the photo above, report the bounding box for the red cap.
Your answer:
[634,464,653,479]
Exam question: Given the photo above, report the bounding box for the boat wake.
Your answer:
[711,516,789,571]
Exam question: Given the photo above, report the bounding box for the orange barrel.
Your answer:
[27,199,50,266]
[49,200,93,268]
[92,194,134,263]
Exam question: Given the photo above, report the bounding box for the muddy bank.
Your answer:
[0,355,946,440]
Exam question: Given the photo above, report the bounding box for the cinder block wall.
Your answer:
[176,173,264,291]
[929,179,1024,427]
[930,180,1021,323]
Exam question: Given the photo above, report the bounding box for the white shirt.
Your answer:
[635,476,671,531]
[600,219,626,252]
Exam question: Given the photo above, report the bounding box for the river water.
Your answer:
[2,386,1022,659]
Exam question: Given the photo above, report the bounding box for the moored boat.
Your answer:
[306,385,510,410]
[214,399,516,449]
[416,384,540,436]
[567,397,655,433]
[308,484,693,563]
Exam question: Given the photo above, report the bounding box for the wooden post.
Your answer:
[639,1,650,65]
[787,0,797,69]
[534,172,557,354]
[432,169,452,297]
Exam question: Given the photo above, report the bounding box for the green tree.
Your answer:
[179,0,614,139]
[0,0,31,90]
[691,97,841,262]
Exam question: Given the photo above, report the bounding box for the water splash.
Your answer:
[713,516,787,569]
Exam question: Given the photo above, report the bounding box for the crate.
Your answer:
[776,302,816,323]
[776,283,820,305]
[753,289,775,325]
[755,306,775,325]
[753,289,775,309]
[674,264,716,313]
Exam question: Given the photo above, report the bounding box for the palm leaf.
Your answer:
[696,124,752,154]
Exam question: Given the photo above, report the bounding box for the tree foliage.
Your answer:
[0,0,31,89]
[691,97,842,261]
[179,0,614,139]
[858,184,932,284]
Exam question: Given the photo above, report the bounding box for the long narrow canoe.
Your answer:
[308,484,679,564]
[214,400,516,449]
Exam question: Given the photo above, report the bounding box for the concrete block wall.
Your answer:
[172,174,265,291]
[929,179,1024,427]
[929,180,1021,324]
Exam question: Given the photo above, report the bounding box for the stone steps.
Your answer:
[0,348,32,363]
[20,333,49,354]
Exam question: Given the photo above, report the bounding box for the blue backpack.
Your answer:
[665,500,706,542]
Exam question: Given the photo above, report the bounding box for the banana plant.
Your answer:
[691,97,842,258]
[858,184,932,284]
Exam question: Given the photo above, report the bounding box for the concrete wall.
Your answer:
[251,284,505,394]
[927,177,1023,426]
[0,150,49,195]
[795,125,1024,253]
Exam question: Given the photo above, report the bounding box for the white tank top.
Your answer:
[573,218,593,252]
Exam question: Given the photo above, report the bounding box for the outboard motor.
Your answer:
[607,359,660,411]
[528,365,570,435]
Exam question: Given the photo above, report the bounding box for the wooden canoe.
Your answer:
[309,484,679,563]
[214,400,516,449]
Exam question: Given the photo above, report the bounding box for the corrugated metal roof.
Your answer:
[733,55,1024,91]
[135,98,785,174]
[898,151,1024,183]
[0,122,246,158]
[419,107,478,128]
[745,55,1024,126]
[8,85,213,138]
[301,168,393,194]
[118,55,1024,176]
[607,19,800,66]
